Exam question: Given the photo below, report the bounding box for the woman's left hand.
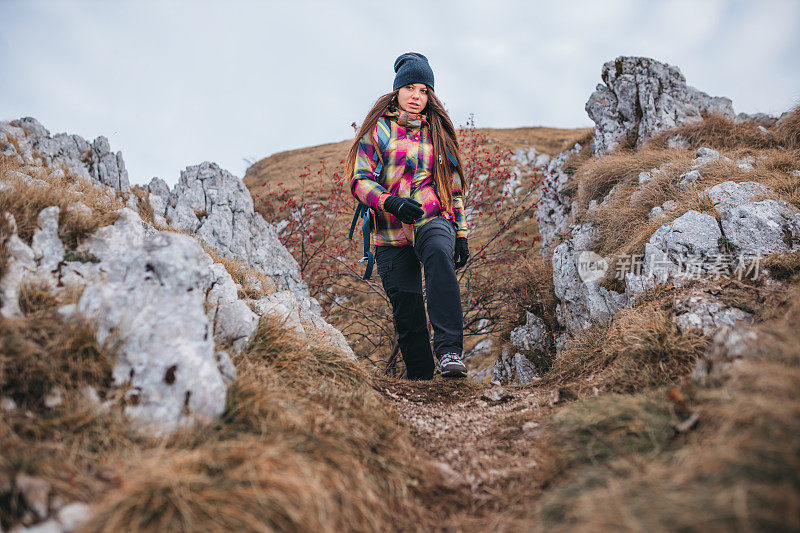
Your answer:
[453,237,469,269]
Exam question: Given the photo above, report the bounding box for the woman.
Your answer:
[344,52,470,380]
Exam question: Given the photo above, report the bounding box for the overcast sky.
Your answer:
[1,0,798,188]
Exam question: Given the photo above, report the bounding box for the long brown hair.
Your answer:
[344,88,466,214]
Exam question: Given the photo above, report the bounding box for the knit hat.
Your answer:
[392,52,434,92]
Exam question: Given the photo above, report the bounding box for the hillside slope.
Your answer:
[243,126,590,198]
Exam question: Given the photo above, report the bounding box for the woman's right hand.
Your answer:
[383,195,424,224]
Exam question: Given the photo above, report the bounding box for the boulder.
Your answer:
[552,224,628,333]
[704,181,800,257]
[74,209,230,435]
[535,143,582,259]
[692,324,761,383]
[509,311,549,353]
[162,162,321,314]
[673,283,753,336]
[585,57,734,156]
[719,200,800,256]
[0,117,130,192]
[706,180,772,212]
[625,210,723,297]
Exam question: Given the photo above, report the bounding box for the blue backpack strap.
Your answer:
[446,148,458,167]
[359,206,374,279]
[349,117,392,280]
[348,202,366,239]
[347,203,375,279]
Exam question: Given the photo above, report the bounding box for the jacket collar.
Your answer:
[384,105,428,129]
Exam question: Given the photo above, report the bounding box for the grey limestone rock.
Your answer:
[552,223,629,333]
[165,162,322,314]
[673,284,753,336]
[678,169,702,190]
[586,57,734,156]
[509,311,549,353]
[74,209,229,436]
[0,117,129,192]
[625,210,723,297]
[648,205,665,219]
[31,206,64,274]
[705,181,800,256]
[491,347,540,385]
[692,324,761,383]
[535,143,582,259]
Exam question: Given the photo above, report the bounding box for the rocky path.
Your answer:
[375,376,560,530]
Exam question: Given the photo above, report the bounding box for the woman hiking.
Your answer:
[344,52,470,380]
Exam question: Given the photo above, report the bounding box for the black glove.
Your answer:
[383,195,424,224]
[454,237,469,269]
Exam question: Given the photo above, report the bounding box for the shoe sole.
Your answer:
[440,367,468,378]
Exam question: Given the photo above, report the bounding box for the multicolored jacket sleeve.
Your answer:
[451,168,469,238]
[350,128,390,211]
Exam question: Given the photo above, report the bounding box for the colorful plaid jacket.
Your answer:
[350,106,468,247]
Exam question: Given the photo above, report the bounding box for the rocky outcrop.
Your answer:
[672,283,753,336]
[625,180,800,298]
[552,224,628,334]
[535,143,582,259]
[492,346,540,385]
[0,196,357,435]
[1,122,357,435]
[141,161,354,358]
[707,181,800,256]
[145,161,321,314]
[3,207,235,435]
[692,323,761,383]
[624,210,724,297]
[509,311,550,353]
[0,117,130,192]
[585,56,734,156]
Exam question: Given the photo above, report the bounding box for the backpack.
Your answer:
[348,116,459,280]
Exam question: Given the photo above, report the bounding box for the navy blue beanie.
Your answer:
[392,52,434,92]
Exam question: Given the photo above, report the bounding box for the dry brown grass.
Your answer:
[0,155,124,250]
[762,251,800,281]
[128,185,155,227]
[532,283,800,533]
[17,281,60,315]
[541,293,708,395]
[774,106,800,150]
[74,314,449,533]
[500,254,559,338]
[0,309,114,408]
[570,145,800,259]
[647,113,779,151]
[200,245,278,299]
[0,307,139,528]
[574,148,694,211]
[561,131,594,176]
[1,300,450,531]
[0,211,13,279]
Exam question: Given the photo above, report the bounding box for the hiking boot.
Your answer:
[438,352,467,377]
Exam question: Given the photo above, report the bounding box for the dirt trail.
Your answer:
[375,376,561,529]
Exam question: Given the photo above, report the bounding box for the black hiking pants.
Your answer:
[374,216,464,380]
